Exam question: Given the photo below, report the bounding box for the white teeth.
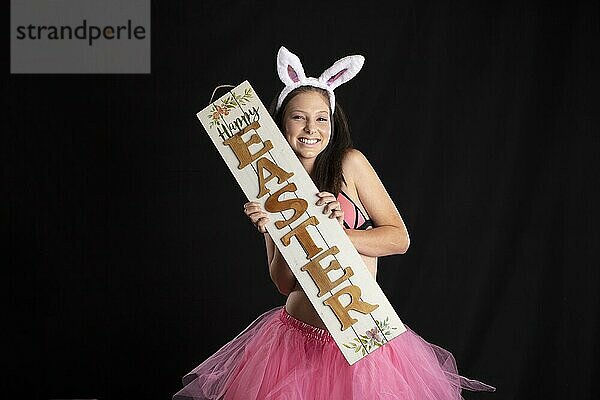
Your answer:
[299,138,319,145]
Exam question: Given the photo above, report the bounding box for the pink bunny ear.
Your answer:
[319,55,365,90]
[275,46,365,113]
[277,46,307,85]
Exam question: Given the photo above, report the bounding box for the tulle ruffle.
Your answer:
[173,307,495,399]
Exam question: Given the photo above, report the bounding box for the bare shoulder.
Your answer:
[342,148,373,176]
[342,148,380,183]
[341,148,405,233]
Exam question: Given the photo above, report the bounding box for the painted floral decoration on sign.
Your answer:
[343,317,397,356]
[208,88,254,128]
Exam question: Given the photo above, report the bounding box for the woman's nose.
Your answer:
[304,120,317,134]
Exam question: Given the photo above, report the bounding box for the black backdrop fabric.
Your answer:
[7,1,599,399]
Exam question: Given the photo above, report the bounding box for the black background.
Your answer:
[7,1,599,399]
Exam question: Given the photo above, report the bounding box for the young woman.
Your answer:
[173,47,495,399]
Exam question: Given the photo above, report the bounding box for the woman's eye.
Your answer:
[292,115,304,120]
[318,117,328,122]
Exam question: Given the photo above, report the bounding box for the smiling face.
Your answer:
[282,90,332,173]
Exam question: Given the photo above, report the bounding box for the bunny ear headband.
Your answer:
[275,46,365,113]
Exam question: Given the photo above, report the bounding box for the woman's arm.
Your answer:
[342,149,410,257]
[244,201,296,295]
[264,233,296,296]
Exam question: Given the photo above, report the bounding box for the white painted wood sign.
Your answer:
[197,81,406,364]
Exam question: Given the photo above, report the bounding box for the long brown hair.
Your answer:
[270,86,353,195]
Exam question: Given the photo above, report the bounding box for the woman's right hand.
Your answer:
[243,201,270,233]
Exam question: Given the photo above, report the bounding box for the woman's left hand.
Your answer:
[316,192,344,226]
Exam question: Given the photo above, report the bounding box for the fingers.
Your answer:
[316,192,340,214]
[248,212,269,225]
[331,209,345,225]
[323,200,342,215]
[316,194,337,213]
[256,217,269,233]
[316,191,336,205]
[243,201,263,215]
[243,202,269,233]
[315,192,344,224]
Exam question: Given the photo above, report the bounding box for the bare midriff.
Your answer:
[285,253,377,330]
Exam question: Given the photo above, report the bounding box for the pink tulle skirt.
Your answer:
[173,307,495,400]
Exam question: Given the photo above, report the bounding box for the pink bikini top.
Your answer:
[337,190,373,230]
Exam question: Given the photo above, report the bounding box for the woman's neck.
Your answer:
[300,158,315,177]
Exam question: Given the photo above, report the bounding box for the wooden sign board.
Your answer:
[197,81,406,364]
